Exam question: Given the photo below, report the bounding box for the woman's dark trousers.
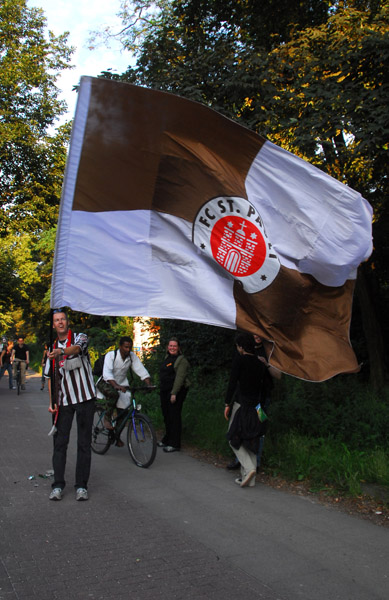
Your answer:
[160,388,188,448]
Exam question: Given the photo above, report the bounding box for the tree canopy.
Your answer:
[0,0,73,333]
[0,0,73,235]
[107,0,388,386]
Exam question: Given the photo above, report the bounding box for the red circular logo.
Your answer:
[210,216,266,277]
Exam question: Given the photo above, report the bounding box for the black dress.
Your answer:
[225,353,266,454]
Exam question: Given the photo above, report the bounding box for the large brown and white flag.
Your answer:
[52,76,373,381]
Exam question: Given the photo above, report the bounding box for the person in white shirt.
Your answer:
[96,336,151,440]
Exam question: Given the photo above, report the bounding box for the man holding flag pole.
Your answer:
[46,309,96,501]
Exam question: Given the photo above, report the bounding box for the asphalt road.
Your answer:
[0,370,388,600]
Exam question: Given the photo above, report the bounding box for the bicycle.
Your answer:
[15,361,22,395]
[91,386,157,468]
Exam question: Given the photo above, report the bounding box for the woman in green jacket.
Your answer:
[158,338,190,453]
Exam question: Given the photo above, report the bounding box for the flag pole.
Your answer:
[48,308,58,436]
[49,309,55,411]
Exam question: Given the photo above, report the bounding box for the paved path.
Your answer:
[0,371,388,600]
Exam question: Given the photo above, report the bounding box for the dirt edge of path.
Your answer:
[182,443,389,528]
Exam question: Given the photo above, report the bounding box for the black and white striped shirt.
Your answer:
[45,332,96,406]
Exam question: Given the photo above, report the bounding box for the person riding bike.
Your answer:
[96,336,151,446]
[0,340,15,389]
[11,336,30,390]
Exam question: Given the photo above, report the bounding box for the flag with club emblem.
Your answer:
[51,76,372,381]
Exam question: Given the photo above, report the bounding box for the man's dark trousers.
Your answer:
[52,399,96,490]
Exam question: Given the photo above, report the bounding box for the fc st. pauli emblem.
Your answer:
[193,196,280,293]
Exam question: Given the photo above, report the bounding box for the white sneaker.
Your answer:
[75,487,88,501]
[49,487,63,501]
[241,470,256,487]
[163,446,180,453]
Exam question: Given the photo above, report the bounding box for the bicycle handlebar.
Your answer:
[128,385,156,393]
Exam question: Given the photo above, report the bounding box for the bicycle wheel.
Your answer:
[127,413,157,468]
[91,407,112,454]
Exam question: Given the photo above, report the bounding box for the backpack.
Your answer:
[93,349,118,377]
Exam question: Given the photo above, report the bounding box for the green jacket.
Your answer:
[171,354,190,395]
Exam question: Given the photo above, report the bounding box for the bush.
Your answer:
[263,432,389,495]
[28,341,45,374]
[269,376,389,450]
[181,366,229,453]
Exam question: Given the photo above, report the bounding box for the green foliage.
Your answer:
[0,2,73,338]
[28,340,46,374]
[156,319,235,371]
[264,5,389,203]
[175,0,333,51]
[71,316,135,375]
[264,433,389,495]
[180,365,229,453]
[0,243,18,329]
[0,226,59,339]
[87,316,133,354]
[365,448,389,487]
[0,1,73,235]
[269,376,389,450]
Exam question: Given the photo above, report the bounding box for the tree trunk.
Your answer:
[355,263,387,391]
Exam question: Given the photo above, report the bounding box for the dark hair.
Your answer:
[53,308,68,320]
[119,336,133,348]
[235,332,255,354]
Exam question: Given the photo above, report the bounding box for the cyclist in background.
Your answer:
[0,340,15,389]
[11,336,30,390]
